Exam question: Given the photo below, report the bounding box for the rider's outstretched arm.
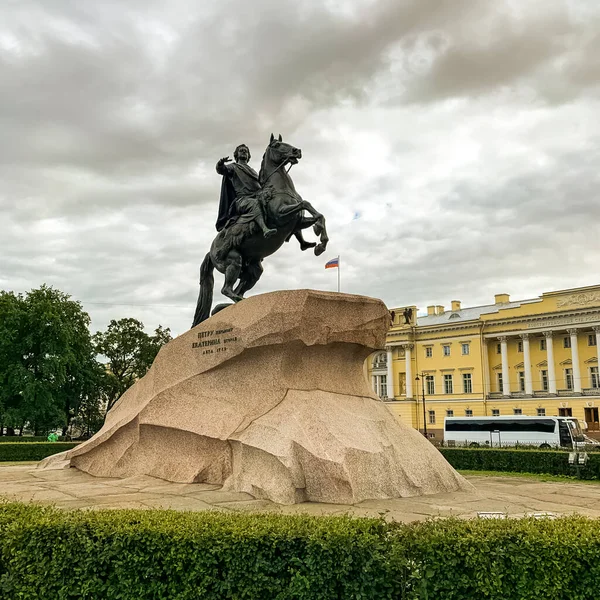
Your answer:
[216,157,233,176]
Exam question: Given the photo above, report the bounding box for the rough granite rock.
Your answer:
[40,289,471,504]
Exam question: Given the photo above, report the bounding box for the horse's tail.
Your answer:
[191,252,214,328]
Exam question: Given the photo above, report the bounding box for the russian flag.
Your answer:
[325,257,339,269]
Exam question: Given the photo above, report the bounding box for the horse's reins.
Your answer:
[261,158,294,187]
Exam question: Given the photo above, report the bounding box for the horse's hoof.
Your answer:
[221,291,244,303]
[314,243,326,257]
[300,242,317,251]
[211,303,234,316]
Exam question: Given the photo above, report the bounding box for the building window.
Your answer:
[565,368,573,390]
[461,343,470,356]
[564,336,571,349]
[462,373,472,394]
[491,409,500,417]
[540,338,546,351]
[373,353,387,368]
[428,410,436,425]
[444,374,453,394]
[425,347,433,358]
[496,343,502,354]
[426,375,435,395]
[513,408,523,415]
[591,366,599,389]
[446,409,454,417]
[375,375,387,398]
[465,409,473,417]
[541,370,549,392]
[537,407,546,416]
[589,334,597,347]
[497,372,503,392]
[517,341,523,353]
[518,371,525,392]
[443,345,451,357]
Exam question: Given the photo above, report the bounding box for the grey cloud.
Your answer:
[400,4,600,105]
[1,0,599,336]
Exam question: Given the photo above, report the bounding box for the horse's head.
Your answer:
[259,133,303,185]
[266,133,302,166]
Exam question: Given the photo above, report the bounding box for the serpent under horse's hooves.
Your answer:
[192,134,328,327]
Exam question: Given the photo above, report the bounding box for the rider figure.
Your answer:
[215,144,276,239]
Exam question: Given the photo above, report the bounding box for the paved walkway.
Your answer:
[2,464,600,521]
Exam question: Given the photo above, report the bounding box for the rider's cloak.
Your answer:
[216,162,261,232]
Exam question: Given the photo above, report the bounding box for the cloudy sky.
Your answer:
[1,0,599,336]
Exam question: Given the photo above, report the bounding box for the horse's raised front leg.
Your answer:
[290,217,318,250]
[277,202,305,219]
[294,231,317,251]
[298,200,328,256]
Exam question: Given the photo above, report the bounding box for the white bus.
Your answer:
[443,416,586,449]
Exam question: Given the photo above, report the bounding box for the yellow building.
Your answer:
[368,285,600,440]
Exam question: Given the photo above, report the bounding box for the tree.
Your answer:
[68,362,109,438]
[0,286,101,436]
[93,318,172,416]
[0,291,27,434]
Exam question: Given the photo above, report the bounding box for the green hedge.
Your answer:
[0,503,599,599]
[396,516,600,599]
[440,447,600,479]
[0,436,69,443]
[0,442,79,462]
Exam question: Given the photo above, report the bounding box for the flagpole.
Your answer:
[337,255,341,293]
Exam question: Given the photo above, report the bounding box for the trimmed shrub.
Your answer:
[0,504,401,600]
[394,516,600,600]
[440,447,600,479]
[0,436,69,443]
[0,442,79,462]
[0,503,599,599]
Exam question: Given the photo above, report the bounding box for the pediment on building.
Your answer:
[536,360,548,367]
[559,358,572,366]
[492,363,502,370]
[585,357,598,364]
[513,362,524,369]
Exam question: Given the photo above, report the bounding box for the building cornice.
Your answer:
[483,307,600,332]
[389,306,600,341]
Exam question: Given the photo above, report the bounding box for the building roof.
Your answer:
[415,299,536,327]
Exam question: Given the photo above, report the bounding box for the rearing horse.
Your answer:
[192,134,328,327]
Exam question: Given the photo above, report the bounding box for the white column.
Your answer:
[521,333,533,395]
[483,341,491,397]
[568,328,582,393]
[386,347,394,398]
[499,336,510,396]
[595,327,600,379]
[544,331,557,394]
[404,344,413,399]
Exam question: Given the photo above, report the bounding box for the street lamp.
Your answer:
[415,372,428,437]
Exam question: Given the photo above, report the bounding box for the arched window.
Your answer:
[372,352,387,368]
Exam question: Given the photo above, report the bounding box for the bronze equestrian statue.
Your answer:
[192,134,328,327]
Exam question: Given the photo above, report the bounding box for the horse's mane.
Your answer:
[258,151,267,185]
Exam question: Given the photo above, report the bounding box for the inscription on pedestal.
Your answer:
[191,327,239,355]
